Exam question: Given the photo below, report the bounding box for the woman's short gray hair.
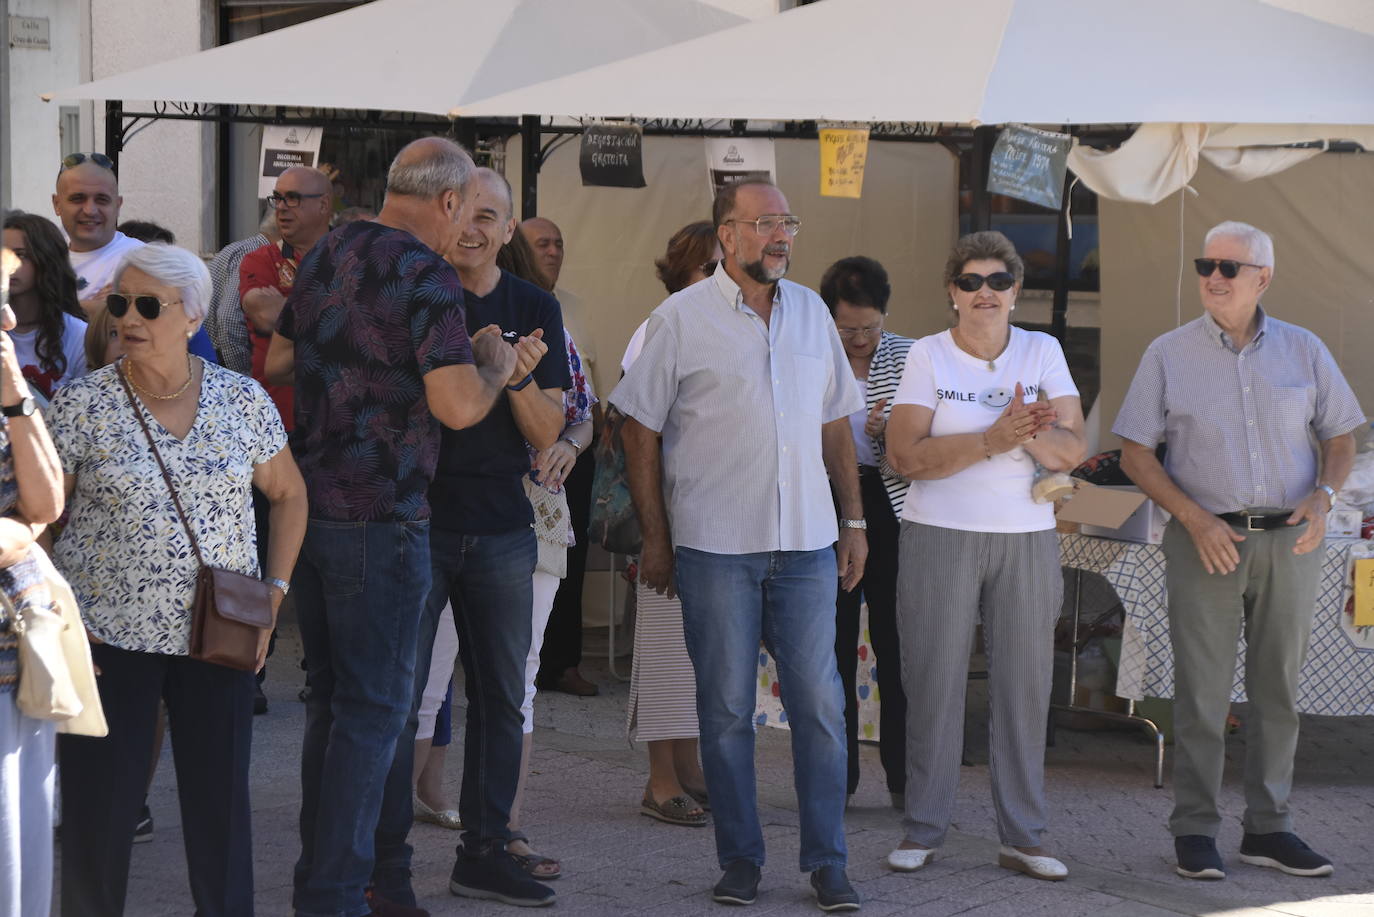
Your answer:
[1204,221,1275,276]
[112,243,211,322]
[386,137,474,200]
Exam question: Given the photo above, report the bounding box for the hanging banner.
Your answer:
[579,122,647,188]
[258,126,323,199]
[704,138,776,199]
[986,124,1072,210]
[818,127,870,198]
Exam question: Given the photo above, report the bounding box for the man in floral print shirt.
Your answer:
[377,167,568,910]
[270,138,516,917]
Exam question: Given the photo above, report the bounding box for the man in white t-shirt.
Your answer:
[52,153,144,317]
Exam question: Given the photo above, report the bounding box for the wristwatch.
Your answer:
[507,373,534,392]
[839,518,867,530]
[1317,484,1337,508]
[561,434,583,454]
[1,396,35,418]
[266,577,291,596]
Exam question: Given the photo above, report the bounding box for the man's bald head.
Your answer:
[472,168,515,222]
[519,217,564,288]
[386,137,475,200]
[273,166,334,249]
[279,165,333,196]
[53,161,122,252]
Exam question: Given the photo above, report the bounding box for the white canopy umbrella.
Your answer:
[453,0,1374,126]
[43,0,751,115]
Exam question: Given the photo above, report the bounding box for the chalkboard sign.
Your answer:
[987,125,1071,210]
[580,123,646,188]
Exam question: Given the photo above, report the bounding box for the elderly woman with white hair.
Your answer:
[48,243,307,916]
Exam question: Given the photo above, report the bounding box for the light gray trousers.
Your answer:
[896,521,1062,848]
[1161,517,1323,838]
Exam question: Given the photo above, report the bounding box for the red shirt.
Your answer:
[238,241,297,431]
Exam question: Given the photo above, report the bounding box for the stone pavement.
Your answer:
[105,613,1374,917]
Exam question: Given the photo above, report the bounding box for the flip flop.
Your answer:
[508,849,562,880]
[640,793,708,827]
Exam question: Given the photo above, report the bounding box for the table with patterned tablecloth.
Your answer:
[1059,533,1374,716]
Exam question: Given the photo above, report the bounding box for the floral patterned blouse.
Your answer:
[48,360,287,655]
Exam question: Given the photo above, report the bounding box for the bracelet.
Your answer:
[839,518,867,530]
[561,434,583,454]
[982,432,993,460]
[507,374,534,392]
[266,577,290,596]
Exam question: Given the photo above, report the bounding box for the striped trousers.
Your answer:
[896,521,1061,848]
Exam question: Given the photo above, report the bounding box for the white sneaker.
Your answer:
[998,846,1068,881]
[886,846,936,872]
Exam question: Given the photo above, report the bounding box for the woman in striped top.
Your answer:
[819,256,913,810]
[623,222,721,828]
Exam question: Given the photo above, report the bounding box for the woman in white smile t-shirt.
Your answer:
[883,232,1086,881]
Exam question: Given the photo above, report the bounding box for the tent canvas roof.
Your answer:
[44,0,749,115]
[454,0,1374,126]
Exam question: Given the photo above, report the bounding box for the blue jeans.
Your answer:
[292,519,431,917]
[1,691,54,917]
[674,546,848,872]
[374,526,536,897]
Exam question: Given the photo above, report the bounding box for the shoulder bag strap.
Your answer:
[115,361,206,568]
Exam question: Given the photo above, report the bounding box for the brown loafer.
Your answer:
[551,669,598,697]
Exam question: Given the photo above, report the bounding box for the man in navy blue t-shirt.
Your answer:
[377,168,569,908]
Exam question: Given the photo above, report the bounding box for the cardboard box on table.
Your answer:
[1056,483,1169,544]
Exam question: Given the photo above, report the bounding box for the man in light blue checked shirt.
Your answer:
[612,182,867,912]
[1115,220,1363,883]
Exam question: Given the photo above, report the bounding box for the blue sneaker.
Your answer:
[810,866,860,912]
[1174,835,1225,880]
[1239,832,1333,877]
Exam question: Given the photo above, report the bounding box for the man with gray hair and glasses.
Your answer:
[269,137,517,917]
[613,181,866,911]
[1115,220,1362,882]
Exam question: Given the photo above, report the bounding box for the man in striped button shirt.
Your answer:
[1115,221,1363,882]
[612,182,866,911]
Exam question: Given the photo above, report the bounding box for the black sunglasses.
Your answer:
[1193,258,1263,279]
[106,293,181,321]
[953,271,1015,293]
[60,152,115,173]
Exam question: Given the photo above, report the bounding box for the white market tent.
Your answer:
[42,0,1374,426]
[43,0,753,113]
[451,0,1374,126]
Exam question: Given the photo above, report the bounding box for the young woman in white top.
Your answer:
[885,231,1086,881]
[2,213,88,401]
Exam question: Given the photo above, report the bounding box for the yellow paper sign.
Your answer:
[819,128,869,199]
[1355,558,1374,626]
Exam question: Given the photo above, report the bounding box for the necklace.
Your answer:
[124,355,196,401]
[952,326,1008,372]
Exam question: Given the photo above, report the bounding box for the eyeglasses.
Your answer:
[726,216,801,237]
[836,325,882,339]
[953,272,1015,293]
[1193,258,1264,279]
[267,191,326,209]
[106,293,182,321]
[60,152,115,173]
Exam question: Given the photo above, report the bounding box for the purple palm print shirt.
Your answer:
[277,221,474,522]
